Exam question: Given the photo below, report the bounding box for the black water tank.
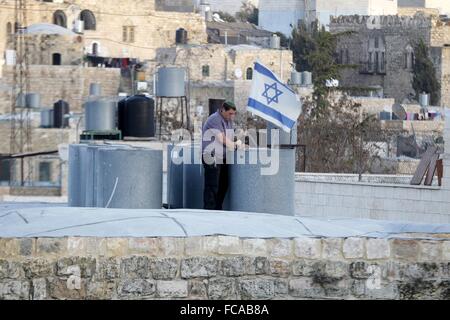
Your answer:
[117,97,128,133]
[122,95,155,138]
[176,28,187,44]
[209,99,225,115]
[53,100,70,128]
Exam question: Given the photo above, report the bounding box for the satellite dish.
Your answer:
[234,68,242,79]
[393,103,407,121]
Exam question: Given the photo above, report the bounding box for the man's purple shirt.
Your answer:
[202,110,234,160]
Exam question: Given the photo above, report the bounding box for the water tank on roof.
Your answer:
[302,71,312,86]
[176,28,187,44]
[84,98,117,131]
[156,67,186,97]
[167,143,184,209]
[53,100,70,128]
[26,93,40,108]
[290,71,301,85]
[419,92,429,107]
[121,95,155,138]
[40,109,54,128]
[89,83,102,96]
[117,96,127,133]
[270,34,280,49]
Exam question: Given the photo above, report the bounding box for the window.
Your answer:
[202,65,210,77]
[122,26,135,43]
[6,22,12,36]
[246,67,253,80]
[53,10,67,28]
[80,10,96,30]
[0,159,11,182]
[39,162,51,182]
[92,43,98,55]
[52,53,61,65]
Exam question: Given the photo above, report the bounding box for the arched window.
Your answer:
[53,10,67,28]
[405,45,414,70]
[80,10,96,30]
[52,53,61,65]
[92,43,98,56]
[246,67,253,80]
[6,22,12,36]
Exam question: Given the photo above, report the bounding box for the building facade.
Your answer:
[259,0,398,35]
[330,13,450,107]
[398,0,450,15]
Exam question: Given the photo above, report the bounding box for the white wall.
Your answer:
[201,0,259,14]
[294,108,450,223]
[425,0,450,15]
[259,0,305,35]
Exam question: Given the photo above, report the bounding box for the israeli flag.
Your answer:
[247,62,301,132]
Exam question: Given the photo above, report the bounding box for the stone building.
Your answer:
[398,0,450,16]
[258,0,398,35]
[330,13,450,107]
[0,0,208,68]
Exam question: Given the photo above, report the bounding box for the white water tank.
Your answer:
[156,67,186,97]
[270,35,280,49]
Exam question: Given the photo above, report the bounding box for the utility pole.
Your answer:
[10,0,32,187]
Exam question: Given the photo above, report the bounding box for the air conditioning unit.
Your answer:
[74,20,84,34]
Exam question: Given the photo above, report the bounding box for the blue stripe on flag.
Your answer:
[254,62,295,94]
[247,98,296,129]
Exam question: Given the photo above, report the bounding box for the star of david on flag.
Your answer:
[247,62,301,132]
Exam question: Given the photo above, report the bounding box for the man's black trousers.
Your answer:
[203,161,229,210]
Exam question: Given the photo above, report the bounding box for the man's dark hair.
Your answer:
[222,100,236,111]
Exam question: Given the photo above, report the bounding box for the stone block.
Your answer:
[185,236,218,256]
[442,241,450,261]
[56,257,96,278]
[391,239,419,261]
[242,239,268,256]
[208,277,238,300]
[0,239,20,258]
[322,238,343,260]
[343,238,365,259]
[85,238,107,256]
[36,238,67,257]
[86,281,116,300]
[118,279,155,298]
[32,278,48,300]
[366,238,390,260]
[220,256,249,277]
[292,260,323,277]
[418,241,442,262]
[217,236,242,255]
[160,237,185,256]
[120,256,150,279]
[294,237,321,259]
[349,261,376,279]
[128,237,164,256]
[268,239,293,258]
[157,280,188,298]
[106,238,128,257]
[149,258,179,280]
[180,257,219,278]
[0,260,24,279]
[67,237,87,256]
[47,276,86,300]
[289,277,325,298]
[273,278,289,295]
[23,258,55,278]
[268,259,291,277]
[238,278,275,300]
[19,238,34,257]
[96,257,119,280]
[0,280,30,300]
[188,279,208,299]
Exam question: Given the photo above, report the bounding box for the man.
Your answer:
[201,101,243,210]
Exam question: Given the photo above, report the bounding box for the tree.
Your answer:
[412,39,441,105]
[236,1,258,24]
[216,11,236,23]
[290,22,340,111]
[298,94,385,175]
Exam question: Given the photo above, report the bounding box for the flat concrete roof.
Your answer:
[1,203,449,239]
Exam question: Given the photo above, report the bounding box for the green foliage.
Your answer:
[412,39,441,105]
[274,32,289,48]
[290,22,340,110]
[216,11,236,23]
[236,1,258,24]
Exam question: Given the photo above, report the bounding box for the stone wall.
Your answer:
[0,65,121,114]
[0,235,448,300]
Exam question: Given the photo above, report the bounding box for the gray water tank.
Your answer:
[68,144,84,207]
[270,35,280,49]
[419,93,429,107]
[290,71,302,85]
[16,93,26,108]
[182,143,204,209]
[89,83,102,96]
[302,71,312,86]
[26,93,40,108]
[84,98,117,131]
[95,147,163,209]
[228,148,295,216]
[40,109,54,128]
[266,121,298,145]
[167,143,184,209]
[157,67,186,97]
